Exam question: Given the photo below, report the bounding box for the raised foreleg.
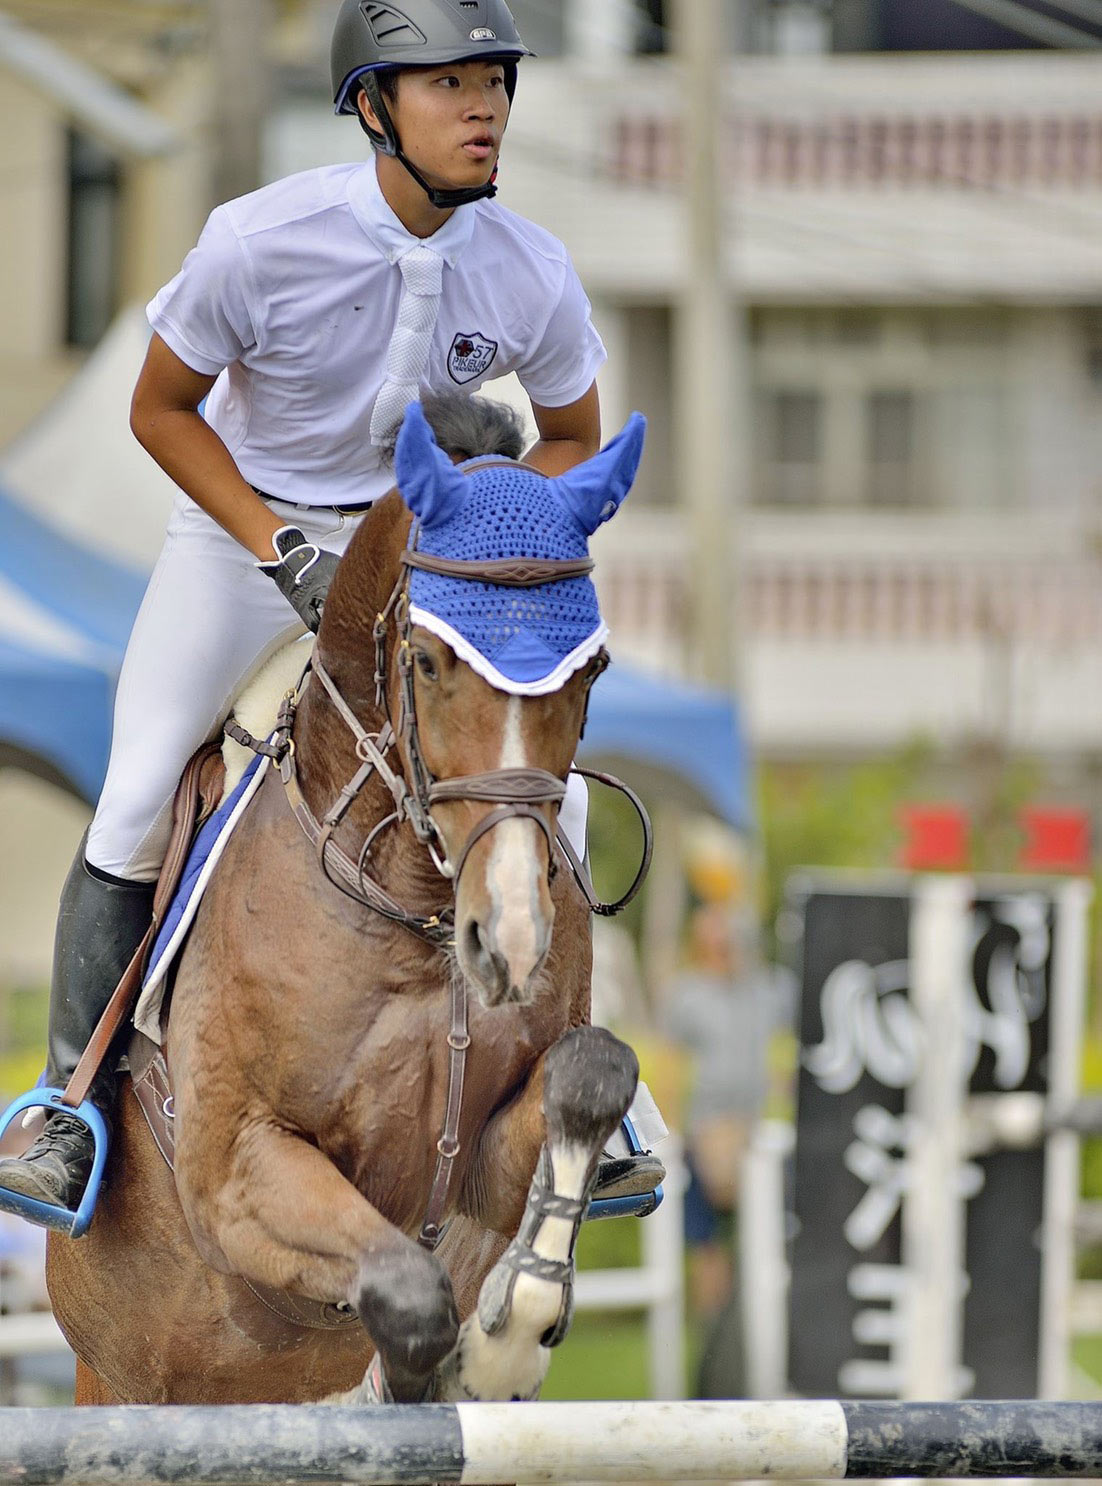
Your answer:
[173,1118,457,1403]
[437,1024,638,1402]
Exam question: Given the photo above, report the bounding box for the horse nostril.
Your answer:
[462,919,509,1001]
[462,918,483,966]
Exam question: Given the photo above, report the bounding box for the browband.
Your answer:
[401,551,595,587]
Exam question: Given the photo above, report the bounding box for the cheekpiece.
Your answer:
[394,402,645,695]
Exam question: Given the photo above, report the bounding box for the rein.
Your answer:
[226,536,652,1248]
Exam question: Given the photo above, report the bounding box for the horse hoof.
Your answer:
[543,1027,638,1152]
[356,1243,459,1388]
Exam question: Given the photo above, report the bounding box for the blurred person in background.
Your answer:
[0,0,619,1217]
[663,901,770,1323]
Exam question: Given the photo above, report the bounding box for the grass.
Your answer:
[541,1216,659,1399]
[0,986,48,1101]
[1074,1335,1102,1386]
[542,1312,653,1400]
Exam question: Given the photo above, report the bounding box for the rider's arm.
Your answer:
[130,333,285,562]
[524,383,602,477]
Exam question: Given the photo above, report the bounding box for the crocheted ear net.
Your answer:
[407,461,607,695]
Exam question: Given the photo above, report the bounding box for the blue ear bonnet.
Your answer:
[395,403,645,694]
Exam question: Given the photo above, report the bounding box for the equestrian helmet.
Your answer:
[332,0,532,124]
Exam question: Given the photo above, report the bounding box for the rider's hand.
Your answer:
[258,526,340,634]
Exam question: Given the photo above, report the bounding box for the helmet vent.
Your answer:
[359,3,427,47]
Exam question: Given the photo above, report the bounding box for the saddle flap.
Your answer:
[152,741,226,926]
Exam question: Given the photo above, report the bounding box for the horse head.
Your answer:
[384,401,645,1007]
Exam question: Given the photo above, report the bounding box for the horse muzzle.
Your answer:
[450,805,557,1008]
[459,907,552,1008]
[430,775,563,1009]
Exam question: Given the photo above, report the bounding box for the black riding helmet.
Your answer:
[331,0,532,209]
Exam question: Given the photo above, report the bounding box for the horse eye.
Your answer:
[415,650,438,681]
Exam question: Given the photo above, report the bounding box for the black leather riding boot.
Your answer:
[0,837,155,1210]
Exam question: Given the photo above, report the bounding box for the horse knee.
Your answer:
[356,1243,459,1381]
[543,1026,638,1152]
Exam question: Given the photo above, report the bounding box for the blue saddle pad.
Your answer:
[141,753,267,1001]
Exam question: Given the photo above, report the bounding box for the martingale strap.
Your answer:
[418,964,470,1250]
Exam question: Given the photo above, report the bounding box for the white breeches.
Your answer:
[87,492,589,881]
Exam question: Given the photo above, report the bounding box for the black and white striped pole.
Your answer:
[2,1401,1101,1483]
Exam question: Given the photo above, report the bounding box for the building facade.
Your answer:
[2,2,1100,764]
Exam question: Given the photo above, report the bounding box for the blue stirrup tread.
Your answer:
[587,1113,665,1221]
[0,1088,109,1237]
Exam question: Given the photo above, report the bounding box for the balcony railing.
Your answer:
[612,112,1102,192]
[593,511,1102,751]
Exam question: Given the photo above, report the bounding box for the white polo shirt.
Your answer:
[147,160,606,507]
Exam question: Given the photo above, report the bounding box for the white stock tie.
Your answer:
[369,244,445,446]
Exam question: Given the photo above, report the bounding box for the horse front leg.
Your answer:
[437,1024,638,1403]
[174,1119,458,1403]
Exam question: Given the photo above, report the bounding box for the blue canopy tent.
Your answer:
[580,662,751,832]
[0,483,751,829]
[0,487,145,802]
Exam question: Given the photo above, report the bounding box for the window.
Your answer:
[758,389,822,504]
[930,386,1011,508]
[833,308,880,346]
[866,390,920,506]
[66,130,121,348]
[1081,309,1102,389]
[622,305,674,506]
[636,0,668,54]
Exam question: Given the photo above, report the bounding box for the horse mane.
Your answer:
[375,391,526,466]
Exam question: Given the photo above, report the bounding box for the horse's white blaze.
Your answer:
[486,697,544,986]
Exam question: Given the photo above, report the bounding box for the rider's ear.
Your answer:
[395,401,469,528]
[552,413,646,535]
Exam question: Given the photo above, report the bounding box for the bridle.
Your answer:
[235,543,607,944]
[227,491,652,1248]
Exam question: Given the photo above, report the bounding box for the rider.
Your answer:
[0,0,659,1217]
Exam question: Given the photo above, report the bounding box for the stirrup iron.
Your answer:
[587,1112,664,1222]
[0,1088,109,1237]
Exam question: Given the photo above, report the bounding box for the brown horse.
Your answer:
[46,401,647,1408]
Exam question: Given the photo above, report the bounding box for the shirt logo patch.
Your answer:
[448,331,499,384]
[470,27,497,40]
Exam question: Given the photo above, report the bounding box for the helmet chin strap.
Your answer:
[396,148,498,209]
[357,74,499,209]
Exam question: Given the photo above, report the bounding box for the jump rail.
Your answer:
[2,1400,1101,1484]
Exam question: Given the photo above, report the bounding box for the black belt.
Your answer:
[252,486,374,514]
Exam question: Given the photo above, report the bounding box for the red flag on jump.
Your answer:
[1018,808,1091,873]
[899,805,969,870]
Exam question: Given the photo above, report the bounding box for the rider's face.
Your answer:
[360,61,510,192]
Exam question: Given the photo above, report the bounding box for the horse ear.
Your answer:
[552,413,647,535]
[395,401,468,527]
